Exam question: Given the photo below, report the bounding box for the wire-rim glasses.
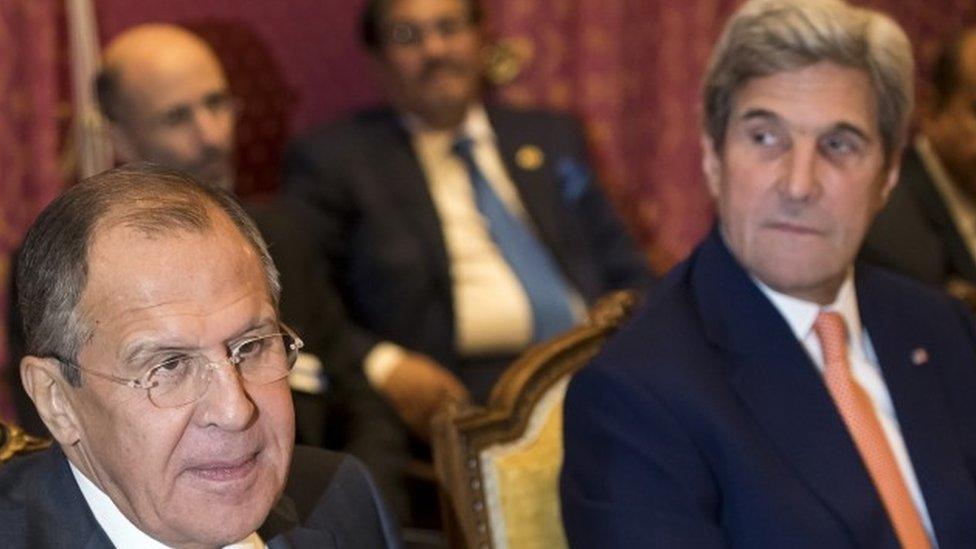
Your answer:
[55,324,304,409]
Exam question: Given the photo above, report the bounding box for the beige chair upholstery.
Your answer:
[432,290,639,549]
[0,420,50,464]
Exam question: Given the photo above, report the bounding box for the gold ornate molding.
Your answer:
[485,36,535,86]
[0,422,51,463]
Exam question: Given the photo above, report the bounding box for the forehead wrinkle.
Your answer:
[80,227,273,369]
[734,101,875,142]
[104,289,273,363]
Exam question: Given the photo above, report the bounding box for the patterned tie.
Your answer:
[452,136,577,342]
[814,311,931,549]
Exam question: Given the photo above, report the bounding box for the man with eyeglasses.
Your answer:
[5,21,409,522]
[0,164,400,548]
[282,0,650,464]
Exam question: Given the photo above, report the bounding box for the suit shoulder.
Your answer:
[288,107,400,156]
[487,104,580,131]
[0,447,57,501]
[287,447,400,547]
[286,446,381,513]
[580,260,707,385]
[861,262,966,315]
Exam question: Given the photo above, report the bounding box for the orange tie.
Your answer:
[814,311,931,549]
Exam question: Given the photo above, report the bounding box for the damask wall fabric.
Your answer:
[2,0,976,422]
[0,0,62,421]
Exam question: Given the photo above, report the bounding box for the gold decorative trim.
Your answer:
[0,422,51,463]
[485,37,534,86]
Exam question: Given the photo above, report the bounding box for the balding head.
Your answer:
[96,24,238,189]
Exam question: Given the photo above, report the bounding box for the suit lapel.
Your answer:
[908,148,976,282]
[82,530,114,549]
[374,113,451,288]
[857,269,976,547]
[488,107,577,280]
[693,229,898,547]
[261,493,340,549]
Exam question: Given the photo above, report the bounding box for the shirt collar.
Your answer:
[401,103,495,148]
[69,462,263,549]
[754,271,864,352]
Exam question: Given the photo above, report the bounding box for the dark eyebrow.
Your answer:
[119,342,195,373]
[229,318,278,345]
[203,90,231,104]
[738,108,872,142]
[737,108,780,123]
[119,317,278,367]
[828,122,872,143]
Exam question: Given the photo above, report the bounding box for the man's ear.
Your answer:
[879,147,904,205]
[701,133,722,199]
[107,122,138,163]
[21,356,82,446]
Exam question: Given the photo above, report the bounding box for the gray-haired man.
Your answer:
[561,1,976,547]
[0,164,400,548]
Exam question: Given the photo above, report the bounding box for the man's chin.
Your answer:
[416,97,472,128]
[190,162,235,191]
[155,492,272,546]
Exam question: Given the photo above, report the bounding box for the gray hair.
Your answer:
[703,0,915,163]
[17,163,281,386]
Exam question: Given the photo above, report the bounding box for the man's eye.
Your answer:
[436,16,467,36]
[820,134,860,156]
[151,357,192,381]
[204,94,232,113]
[235,338,267,360]
[389,23,421,45]
[750,129,779,147]
[161,108,192,127]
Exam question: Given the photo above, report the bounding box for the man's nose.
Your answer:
[419,27,451,57]
[780,142,821,202]
[193,108,230,148]
[194,363,255,431]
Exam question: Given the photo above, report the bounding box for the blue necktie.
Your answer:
[452,136,577,342]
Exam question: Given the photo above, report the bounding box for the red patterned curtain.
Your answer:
[0,0,63,420]
[489,0,976,270]
[86,0,976,267]
[4,0,976,420]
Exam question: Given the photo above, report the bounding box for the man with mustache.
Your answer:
[282,0,650,446]
[0,164,399,548]
[560,0,976,547]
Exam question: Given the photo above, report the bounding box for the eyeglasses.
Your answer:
[56,325,304,409]
[384,15,472,47]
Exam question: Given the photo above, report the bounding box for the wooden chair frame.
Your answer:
[432,290,638,549]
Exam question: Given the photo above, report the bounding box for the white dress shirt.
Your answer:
[755,274,937,545]
[70,463,264,549]
[363,105,583,386]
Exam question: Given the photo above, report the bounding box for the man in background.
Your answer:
[863,28,976,296]
[562,0,976,547]
[96,24,238,190]
[282,0,651,444]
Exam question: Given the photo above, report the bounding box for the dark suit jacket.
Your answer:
[282,105,652,400]
[0,445,400,548]
[862,146,976,286]
[561,228,976,548]
[246,202,410,519]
